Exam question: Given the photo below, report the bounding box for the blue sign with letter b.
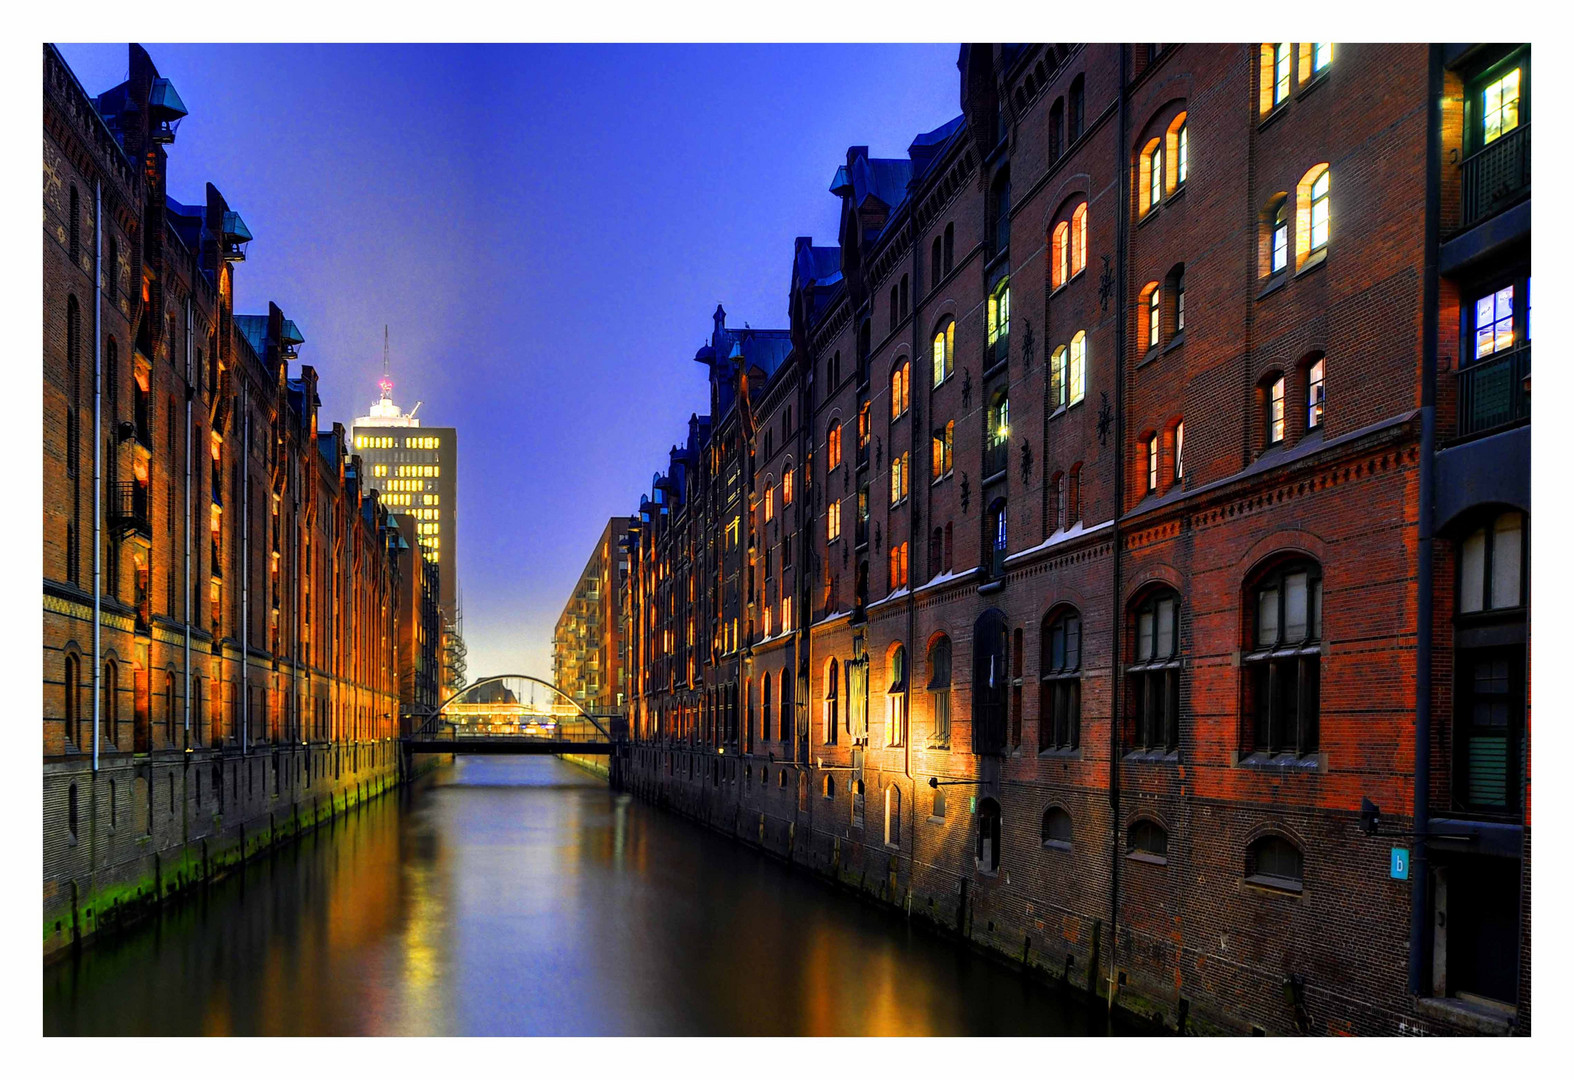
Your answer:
[1390,848,1409,880]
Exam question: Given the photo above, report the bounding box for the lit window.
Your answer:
[1268,375,1286,444]
[827,498,841,542]
[987,280,1011,348]
[1175,270,1185,331]
[1309,169,1330,252]
[1050,347,1067,409]
[1174,421,1185,481]
[1482,68,1521,145]
[931,420,954,480]
[1271,200,1289,273]
[1070,203,1087,275]
[1307,359,1325,429]
[783,466,793,506]
[890,452,909,506]
[1068,331,1087,405]
[932,320,955,387]
[1474,286,1515,359]
[890,360,910,420]
[1052,221,1069,289]
[1274,42,1291,105]
[827,422,842,470]
[1148,143,1163,211]
[1147,286,1161,348]
[1459,511,1524,614]
[1312,42,1333,74]
[1176,122,1188,185]
[1146,434,1159,492]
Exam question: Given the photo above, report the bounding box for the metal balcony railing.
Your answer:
[1461,123,1530,230]
[984,439,1009,479]
[1458,344,1530,438]
[111,481,151,539]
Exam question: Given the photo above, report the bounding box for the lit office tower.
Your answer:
[351,364,462,691]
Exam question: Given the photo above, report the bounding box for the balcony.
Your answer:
[984,439,1009,480]
[1458,345,1530,440]
[1461,124,1530,231]
[111,481,151,540]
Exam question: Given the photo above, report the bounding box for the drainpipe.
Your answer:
[1106,44,1131,1007]
[183,297,192,748]
[91,179,103,773]
[242,384,250,753]
[1410,43,1443,997]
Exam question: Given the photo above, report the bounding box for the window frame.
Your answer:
[1244,559,1324,759]
[1126,589,1181,754]
[1039,609,1082,752]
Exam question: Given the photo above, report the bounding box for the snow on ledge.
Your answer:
[1004,518,1114,565]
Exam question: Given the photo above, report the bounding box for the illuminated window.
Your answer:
[1146,285,1161,348]
[783,465,794,506]
[1052,221,1069,289]
[886,648,908,747]
[888,543,909,592]
[1175,120,1188,186]
[1139,139,1162,215]
[827,421,842,470]
[764,483,774,523]
[1268,196,1289,274]
[932,319,955,386]
[890,359,910,420]
[1273,42,1291,105]
[1146,434,1159,492]
[1307,358,1326,429]
[1482,67,1521,145]
[931,419,954,480]
[1050,346,1068,409]
[1267,375,1286,445]
[987,279,1011,349]
[1071,203,1087,276]
[1068,331,1087,405]
[1311,42,1332,75]
[890,451,909,506]
[1459,511,1524,614]
[827,498,841,542]
[1174,421,1185,481]
[1308,168,1329,252]
[1473,285,1516,359]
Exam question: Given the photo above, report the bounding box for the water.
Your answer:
[44,756,1131,1035]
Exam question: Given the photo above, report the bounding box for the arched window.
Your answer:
[977,797,1002,872]
[987,392,1010,477]
[884,785,902,846]
[988,497,1008,579]
[823,773,835,799]
[761,672,772,742]
[1041,806,1073,849]
[889,284,900,332]
[1167,263,1186,336]
[1173,420,1186,482]
[1071,203,1088,276]
[886,645,908,747]
[899,273,909,318]
[1142,282,1161,350]
[783,461,794,506]
[972,608,1009,754]
[1138,138,1162,216]
[164,669,176,745]
[102,659,118,749]
[1052,470,1067,531]
[1263,372,1287,446]
[852,778,865,828]
[890,450,909,506]
[779,666,793,744]
[1050,346,1068,409]
[1068,331,1088,405]
[932,318,955,387]
[1068,75,1085,140]
[1247,834,1305,892]
[887,539,908,591]
[1048,97,1065,161]
[991,168,1012,254]
[857,318,872,383]
[764,478,775,523]
[928,635,952,744]
[987,277,1011,362]
[1168,112,1189,189]
[1128,818,1169,860]
[1040,608,1082,751]
[890,358,910,420]
[1263,195,1290,276]
[1296,165,1330,267]
[943,222,955,274]
[1246,559,1323,757]
[1127,589,1181,753]
[1306,356,1325,430]
[1051,221,1070,290]
[931,419,954,480]
[931,236,943,285]
[827,419,842,470]
[64,653,82,748]
[822,659,839,744]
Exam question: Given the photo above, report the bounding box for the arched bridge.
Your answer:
[402,675,628,764]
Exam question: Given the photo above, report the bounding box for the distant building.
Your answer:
[553,516,630,712]
[350,373,463,694]
[390,513,441,715]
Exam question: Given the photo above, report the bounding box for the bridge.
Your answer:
[401,675,628,782]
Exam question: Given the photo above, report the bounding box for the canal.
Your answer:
[44,756,1133,1036]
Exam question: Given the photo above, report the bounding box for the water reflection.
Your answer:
[45,756,1132,1036]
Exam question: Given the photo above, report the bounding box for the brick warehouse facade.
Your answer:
[615,44,1530,1035]
[42,44,432,956]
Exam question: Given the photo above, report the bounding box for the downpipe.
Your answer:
[91,178,103,773]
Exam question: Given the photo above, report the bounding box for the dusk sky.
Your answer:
[56,43,963,681]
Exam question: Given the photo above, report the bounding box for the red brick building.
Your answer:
[618,43,1530,1035]
[43,44,416,955]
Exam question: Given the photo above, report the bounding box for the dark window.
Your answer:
[1068,75,1085,141]
[1247,835,1304,891]
[68,783,78,840]
[943,223,954,274]
[1048,98,1064,161]
[931,236,943,286]
[977,797,1002,872]
[928,635,952,743]
[1245,560,1322,757]
[1042,806,1072,848]
[988,498,1008,579]
[1039,609,1081,751]
[1127,818,1168,859]
[972,609,1008,754]
[991,169,1012,255]
[1126,590,1180,753]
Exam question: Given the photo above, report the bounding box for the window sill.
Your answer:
[1138,345,1160,368]
[977,580,1004,596]
[1256,273,1289,301]
[1296,70,1330,101]
[982,358,1009,382]
[1038,746,1081,760]
[1163,331,1186,355]
[927,814,946,825]
[983,467,1007,487]
[1235,750,1325,773]
[1041,839,1072,853]
[1123,748,1180,765]
[1258,100,1290,132]
[1245,874,1303,895]
[930,471,953,487]
[1126,851,1168,867]
[1296,248,1328,278]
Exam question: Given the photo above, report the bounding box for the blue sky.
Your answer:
[56,43,963,680]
